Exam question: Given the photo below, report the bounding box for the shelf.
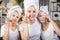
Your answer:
[49,1,60,12]
[50,11,60,12]
[51,2,60,3]
[2,14,6,16]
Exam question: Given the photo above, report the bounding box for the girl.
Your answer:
[19,0,41,40]
[1,5,22,40]
[38,6,60,40]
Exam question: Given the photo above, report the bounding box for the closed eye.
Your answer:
[13,15,15,17]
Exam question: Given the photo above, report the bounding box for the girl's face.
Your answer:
[27,6,36,20]
[10,11,20,24]
[38,11,47,24]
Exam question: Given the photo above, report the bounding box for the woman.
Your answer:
[1,5,22,40]
[38,6,60,40]
[19,0,41,40]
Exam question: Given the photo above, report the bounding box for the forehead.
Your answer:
[28,6,36,10]
[12,11,19,15]
[39,11,46,16]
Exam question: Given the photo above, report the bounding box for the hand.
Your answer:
[23,15,30,24]
[5,18,12,29]
[45,14,52,22]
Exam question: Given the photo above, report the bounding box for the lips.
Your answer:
[8,19,12,22]
[13,20,16,22]
[10,19,16,23]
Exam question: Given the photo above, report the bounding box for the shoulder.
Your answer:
[1,24,6,37]
[49,22,54,30]
[1,24,6,29]
[19,23,26,27]
[35,18,41,27]
[19,23,26,31]
[34,19,41,30]
[1,24,6,32]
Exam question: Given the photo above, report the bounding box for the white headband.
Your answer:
[40,6,49,14]
[24,0,38,15]
[7,5,22,17]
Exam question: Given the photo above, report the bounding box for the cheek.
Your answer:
[10,16,13,20]
[33,13,36,16]
[40,20,45,23]
[33,13,36,15]
[30,13,36,17]
[39,17,45,22]
[39,18,42,21]
[16,18,19,21]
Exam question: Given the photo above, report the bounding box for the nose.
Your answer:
[30,12,35,15]
[30,12,33,15]
[42,16,45,18]
[41,16,46,20]
[13,16,17,20]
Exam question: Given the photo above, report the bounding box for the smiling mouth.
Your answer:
[13,20,16,22]
[30,16,35,18]
[8,19,12,22]
[9,19,15,22]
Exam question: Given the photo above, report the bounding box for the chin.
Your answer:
[30,18,35,20]
[12,22,15,24]
[12,22,16,24]
[40,21,45,24]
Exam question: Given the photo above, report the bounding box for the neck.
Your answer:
[11,23,17,27]
[42,22,49,31]
[29,19,35,24]
[10,23,17,31]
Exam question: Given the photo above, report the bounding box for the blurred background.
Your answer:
[0,0,60,39]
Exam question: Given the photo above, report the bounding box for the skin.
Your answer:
[20,6,36,40]
[38,11,60,36]
[38,11,49,31]
[3,11,20,40]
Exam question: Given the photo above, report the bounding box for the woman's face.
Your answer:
[38,11,47,24]
[27,6,36,20]
[10,11,20,24]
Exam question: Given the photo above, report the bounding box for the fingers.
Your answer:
[5,18,9,24]
[5,18,12,27]
[23,15,30,23]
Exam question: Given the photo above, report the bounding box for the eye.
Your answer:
[28,11,31,13]
[13,15,15,17]
[33,11,36,13]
